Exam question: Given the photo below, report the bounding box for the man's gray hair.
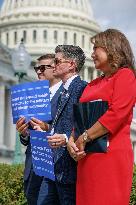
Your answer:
[55,45,86,72]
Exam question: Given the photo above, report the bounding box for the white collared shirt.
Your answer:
[49,81,62,100]
[63,74,78,90]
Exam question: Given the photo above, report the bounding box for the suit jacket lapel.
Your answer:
[57,90,70,114]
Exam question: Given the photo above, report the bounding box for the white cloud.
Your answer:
[90,0,136,58]
[96,18,111,28]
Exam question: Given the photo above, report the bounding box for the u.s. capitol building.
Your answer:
[0,0,136,163]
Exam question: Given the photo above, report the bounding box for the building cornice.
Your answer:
[0,0,92,18]
[0,18,100,34]
[0,6,100,32]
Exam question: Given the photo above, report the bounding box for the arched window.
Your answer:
[82,35,85,48]
[54,30,58,44]
[33,30,37,43]
[43,30,47,42]
[6,33,9,45]
[23,30,26,43]
[64,32,67,44]
[73,33,77,45]
[14,31,17,44]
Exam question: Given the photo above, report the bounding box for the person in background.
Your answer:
[67,29,136,205]
[16,54,62,205]
[37,45,87,205]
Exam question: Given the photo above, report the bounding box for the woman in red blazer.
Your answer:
[67,29,136,205]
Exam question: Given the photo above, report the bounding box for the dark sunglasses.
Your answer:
[34,65,54,73]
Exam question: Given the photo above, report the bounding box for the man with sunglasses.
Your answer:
[16,54,62,205]
[37,45,87,205]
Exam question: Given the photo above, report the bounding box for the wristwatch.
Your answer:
[82,130,90,143]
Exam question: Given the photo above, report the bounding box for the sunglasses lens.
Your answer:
[34,66,39,72]
[34,64,53,72]
[34,65,45,73]
[39,65,46,72]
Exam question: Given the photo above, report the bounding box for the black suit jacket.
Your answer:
[53,76,87,184]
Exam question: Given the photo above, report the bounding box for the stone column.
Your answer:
[9,30,14,47]
[11,0,15,10]
[71,0,75,9]
[23,0,28,6]
[27,28,33,46]
[68,29,73,45]
[84,0,89,13]
[78,0,83,11]
[64,0,69,8]
[1,32,6,45]
[84,66,89,82]
[38,28,43,47]
[6,0,11,12]
[58,28,63,45]
[133,141,136,164]
[4,87,16,150]
[48,27,54,47]
[87,67,92,82]
[0,84,6,148]
[40,0,45,6]
[50,0,54,6]
[17,28,23,44]
[17,0,21,8]
[33,0,38,6]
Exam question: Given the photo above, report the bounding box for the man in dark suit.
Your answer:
[37,45,87,205]
[16,54,62,205]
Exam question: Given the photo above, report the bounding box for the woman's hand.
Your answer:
[73,151,86,161]
[67,135,86,161]
[75,134,86,152]
[67,136,79,158]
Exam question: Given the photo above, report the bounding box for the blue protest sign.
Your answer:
[30,130,55,181]
[11,80,52,123]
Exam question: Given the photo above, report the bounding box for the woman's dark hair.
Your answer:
[91,29,136,74]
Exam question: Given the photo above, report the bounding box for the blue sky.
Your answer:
[90,0,136,58]
[0,0,2,7]
[0,0,136,58]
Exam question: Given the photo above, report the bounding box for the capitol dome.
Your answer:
[0,0,100,81]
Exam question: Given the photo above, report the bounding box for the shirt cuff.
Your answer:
[62,134,68,147]
[20,134,29,141]
[63,134,68,143]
